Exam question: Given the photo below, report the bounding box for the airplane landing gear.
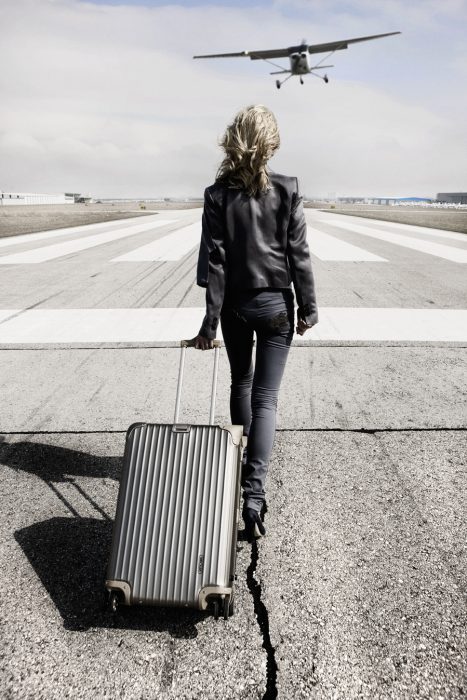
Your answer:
[300,76,304,85]
[324,74,329,83]
[274,73,293,89]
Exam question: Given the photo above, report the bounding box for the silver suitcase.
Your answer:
[106,339,245,619]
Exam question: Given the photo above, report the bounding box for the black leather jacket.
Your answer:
[197,170,319,339]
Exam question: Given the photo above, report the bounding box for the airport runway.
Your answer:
[0,209,465,698]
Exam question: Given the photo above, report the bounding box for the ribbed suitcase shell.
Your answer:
[106,420,242,610]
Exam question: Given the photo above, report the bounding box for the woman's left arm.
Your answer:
[195,188,226,346]
[286,178,318,328]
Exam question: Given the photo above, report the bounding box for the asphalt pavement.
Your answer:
[0,207,465,699]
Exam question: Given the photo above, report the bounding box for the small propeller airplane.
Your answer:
[193,32,401,88]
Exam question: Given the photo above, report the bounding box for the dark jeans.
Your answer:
[220,287,294,513]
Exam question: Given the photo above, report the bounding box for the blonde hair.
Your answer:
[215,105,280,197]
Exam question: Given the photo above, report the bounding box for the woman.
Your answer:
[193,104,318,540]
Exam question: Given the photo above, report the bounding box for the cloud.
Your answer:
[0,0,466,197]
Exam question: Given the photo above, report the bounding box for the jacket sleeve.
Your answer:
[286,178,319,326]
[197,187,226,340]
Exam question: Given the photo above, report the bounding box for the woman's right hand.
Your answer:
[192,334,214,350]
[296,318,314,336]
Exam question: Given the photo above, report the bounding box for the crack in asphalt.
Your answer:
[246,539,278,700]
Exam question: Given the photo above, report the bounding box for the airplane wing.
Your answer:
[193,47,291,60]
[193,32,400,61]
[307,31,400,54]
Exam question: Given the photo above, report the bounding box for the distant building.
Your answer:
[337,196,365,204]
[365,196,432,205]
[336,196,432,205]
[65,192,82,203]
[436,192,467,204]
[0,191,74,206]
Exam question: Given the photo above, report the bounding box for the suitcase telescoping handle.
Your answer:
[174,339,222,425]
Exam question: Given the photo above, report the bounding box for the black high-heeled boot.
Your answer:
[242,506,266,541]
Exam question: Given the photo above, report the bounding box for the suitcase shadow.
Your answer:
[14,517,204,637]
[1,439,120,519]
[0,439,121,481]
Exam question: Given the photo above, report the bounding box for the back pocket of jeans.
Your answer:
[266,310,291,331]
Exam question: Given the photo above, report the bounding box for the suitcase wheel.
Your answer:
[213,596,234,620]
[108,591,120,614]
[210,595,234,620]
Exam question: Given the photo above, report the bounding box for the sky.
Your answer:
[1,0,466,198]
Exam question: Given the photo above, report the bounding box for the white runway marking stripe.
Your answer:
[112,222,201,261]
[307,226,387,261]
[0,219,175,264]
[324,215,467,242]
[0,308,465,343]
[323,220,467,263]
[0,215,162,250]
[0,308,202,343]
[311,308,467,341]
